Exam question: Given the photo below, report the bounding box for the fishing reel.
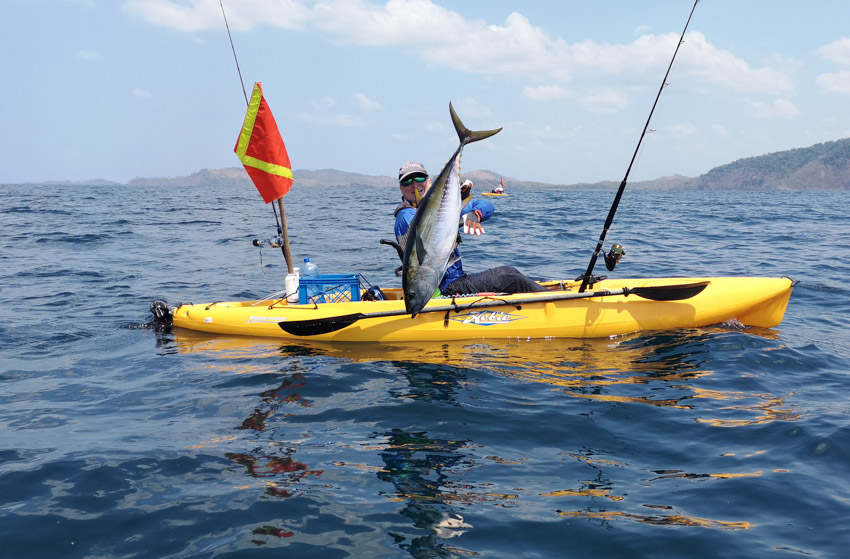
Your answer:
[575,243,626,287]
[252,234,284,248]
[602,243,626,271]
[252,233,285,271]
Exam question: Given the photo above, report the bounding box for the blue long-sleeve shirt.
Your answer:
[394,199,495,291]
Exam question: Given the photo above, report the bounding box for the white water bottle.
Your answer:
[302,258,319,278]
[302,258,320,301]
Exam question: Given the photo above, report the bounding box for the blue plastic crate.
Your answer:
[298,274,361,304]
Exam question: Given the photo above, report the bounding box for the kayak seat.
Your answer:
[380,238,404,277]
[380,238,404,262]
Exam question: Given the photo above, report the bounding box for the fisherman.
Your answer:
[394,161,547,296]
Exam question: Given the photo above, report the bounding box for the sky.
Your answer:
[4,0,850,185]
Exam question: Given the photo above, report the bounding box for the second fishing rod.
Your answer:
[578,0,700,292]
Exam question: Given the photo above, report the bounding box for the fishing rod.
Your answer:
[220,0,248,105]
[219,0,294,273]
[578,0,700,292]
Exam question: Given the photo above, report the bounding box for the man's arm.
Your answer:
[462,199,494,221]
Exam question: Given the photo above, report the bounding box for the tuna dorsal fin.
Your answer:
[415,234,427,266]
[450,101,502,146]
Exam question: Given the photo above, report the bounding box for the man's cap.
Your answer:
[461,180,473,187]
[399,161,428,183]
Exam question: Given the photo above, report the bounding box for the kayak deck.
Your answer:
[169,277,794,342]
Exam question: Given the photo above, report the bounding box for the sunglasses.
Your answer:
[400,175,427,186]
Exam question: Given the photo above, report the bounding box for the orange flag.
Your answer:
[234,82,293,203]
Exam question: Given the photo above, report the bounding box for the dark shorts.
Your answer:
[442,266,547,296]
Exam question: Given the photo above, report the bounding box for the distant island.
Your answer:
[6,137,850,190]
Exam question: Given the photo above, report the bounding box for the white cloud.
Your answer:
[123,0,792,108]
[818,37,850,66]
[413,11,571,79]
[523,85,570,101]
[313,0,466,47]
[122,1,791,96]
[815,38,850,93]
[580,88,628,115]
[816,38,850,94]
[132,88,151,98]
[749,99,800,119]
[817,70,850,94]
[677,32,794,95]
[354,93,382,112]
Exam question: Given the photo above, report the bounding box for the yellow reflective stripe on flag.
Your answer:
[235,84,293,179]
[234,85,262,159]
[240,155,294,179]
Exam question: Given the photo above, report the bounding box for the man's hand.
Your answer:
[462,209,485,235]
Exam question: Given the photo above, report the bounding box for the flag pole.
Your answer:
[276,197,294,274]
[222,1,295,275]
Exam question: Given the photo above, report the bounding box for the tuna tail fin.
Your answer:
[449,102,502,146]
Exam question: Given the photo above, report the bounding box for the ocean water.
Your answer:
[1,182,849,558]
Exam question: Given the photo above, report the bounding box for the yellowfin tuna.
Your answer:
[402,103,502,316]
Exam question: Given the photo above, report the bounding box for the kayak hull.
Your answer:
[169,277,794,342]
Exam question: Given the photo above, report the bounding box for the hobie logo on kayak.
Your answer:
[247,316,287,324]
[451,311,524,326]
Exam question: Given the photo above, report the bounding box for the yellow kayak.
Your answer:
[481,192,508,197]
[166,276,793,342]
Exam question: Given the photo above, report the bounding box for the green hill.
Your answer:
[689,138,850,190]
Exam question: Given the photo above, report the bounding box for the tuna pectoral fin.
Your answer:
[415,234,428,266]
[449,102,502,145]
